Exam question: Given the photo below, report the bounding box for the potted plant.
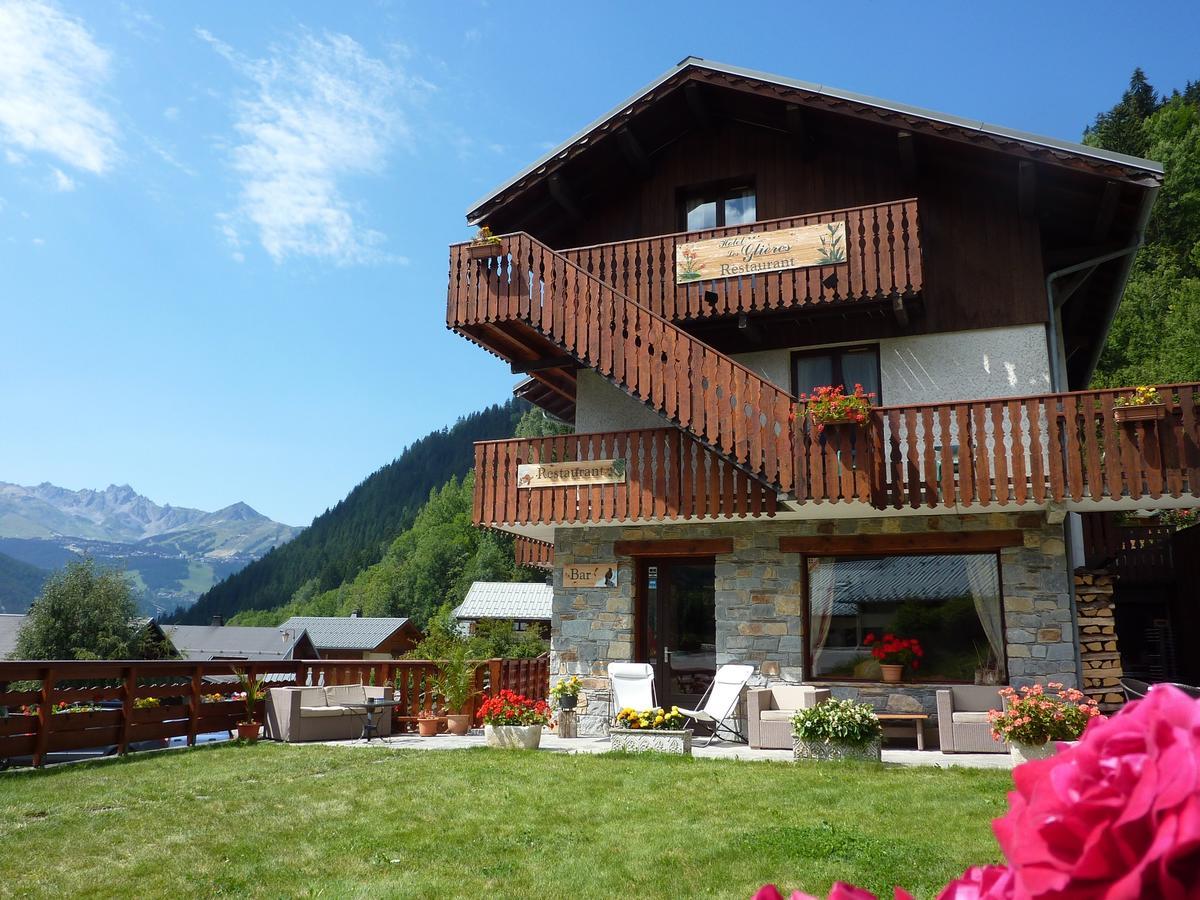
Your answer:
[550,675,583,711]
[988,682,1102,764]
[477,689,551,749]
[1113,385,1166,423]
[416,709,442,737]
[864,632,923,683]
[234,670,265,742]
[610,706,692,755]
[799,384,875,434]
[433,650,478,736]
[791,698,883,762]
[467,225,504,260]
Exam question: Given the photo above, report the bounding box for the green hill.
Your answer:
[173,401,530,624]
[0,551,49,613]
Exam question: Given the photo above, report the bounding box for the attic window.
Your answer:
[679,181,756,231]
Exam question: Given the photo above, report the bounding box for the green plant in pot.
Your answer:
[234,669,266,742]
[433,649,478,736]
[550,675,583,711]
[791,698,883,762]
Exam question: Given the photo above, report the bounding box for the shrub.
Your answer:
[987,682,1101,745]
[791,699,881,746]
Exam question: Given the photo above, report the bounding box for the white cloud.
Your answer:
[201,27,422,265]
[0,0,119,175]
[31,236,44,245]
[50,166,74,190]
[163,106,179,121]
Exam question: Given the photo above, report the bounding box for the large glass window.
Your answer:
[793,346,881,401]
[681,183,756,232]
[806,553,1005,683]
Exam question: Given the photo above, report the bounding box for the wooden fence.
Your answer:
[0,655,550,768]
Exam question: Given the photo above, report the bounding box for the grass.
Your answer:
[0,743,1010,898]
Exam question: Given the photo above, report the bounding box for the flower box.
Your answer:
[811,413,864,428]
[467,242,503,261]
[484,723,543,749]
[609,727,693,756]
[793,737,881,762]
[1113,403,1166,423]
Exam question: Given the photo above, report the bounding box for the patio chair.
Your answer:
[1120,677,1151,702]
[608,662,656,723]
[678,663,754,746]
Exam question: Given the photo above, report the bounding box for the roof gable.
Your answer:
[454,582,552,621]
[278,616,415,651]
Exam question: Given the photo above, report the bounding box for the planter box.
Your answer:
[1008,740,1072,765]
[1113,403,1166,423]
[609,727,693,756]
[484,723,543,750]
[467,242,504,261]
[793,737,882,762]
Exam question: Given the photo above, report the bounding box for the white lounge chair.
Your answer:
[608,662,656,722]
[679,663,754,746]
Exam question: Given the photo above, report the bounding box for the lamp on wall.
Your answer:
[760,660,781,678]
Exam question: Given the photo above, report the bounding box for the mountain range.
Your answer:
[0,482,302,616]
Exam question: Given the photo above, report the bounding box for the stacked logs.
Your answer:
[1075,568,1124,711]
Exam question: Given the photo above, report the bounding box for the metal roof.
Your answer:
[454,582,553,621]
[163,624,312,661]
[815,555,998,613]
[468,56,1162,220]
[0,614,24,659]
[279,616,413,651]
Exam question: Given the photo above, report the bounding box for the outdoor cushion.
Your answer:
[296,687,328,707]
[952,711,993,725]
[769,685,817,710]
[324,684,368,706]
[949,686,1004,712]
[759,709,795,722]
[299,706,347,718]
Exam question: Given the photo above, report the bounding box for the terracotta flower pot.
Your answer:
[445,713,471,736]
[879,664,904,684]
[417,717,440,737]
[237,722,261,742]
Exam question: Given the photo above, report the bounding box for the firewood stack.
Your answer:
[1074,568,1124,712]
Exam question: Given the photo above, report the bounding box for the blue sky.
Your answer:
[1,0,1197,527]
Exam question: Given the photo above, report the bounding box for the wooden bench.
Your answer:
[877,713,929,751]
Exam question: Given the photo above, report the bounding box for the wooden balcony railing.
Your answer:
[559,199,922,321]
[514,535,554,569]
[0,656,549,768]
[473,428,778,528]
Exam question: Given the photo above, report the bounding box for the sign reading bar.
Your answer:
[675,221,847,284]
[563,563,617,588]
[517,459,627,489]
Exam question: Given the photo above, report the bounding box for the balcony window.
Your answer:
[680,182,756,232]
[804,553,1006,683]
[793,345,881,401]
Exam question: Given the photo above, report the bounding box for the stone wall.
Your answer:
[550,512,1078,736]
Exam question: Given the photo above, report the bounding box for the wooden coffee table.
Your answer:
[877,713,929,751]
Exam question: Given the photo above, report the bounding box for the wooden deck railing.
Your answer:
[473,427,778,527]
[0,655,550,768]
[559,199,922,322]
[449,232,795,491]
[514,535,554,569]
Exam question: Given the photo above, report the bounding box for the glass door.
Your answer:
[639,557,716,709]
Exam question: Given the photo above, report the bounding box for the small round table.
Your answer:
[342,699,405,741]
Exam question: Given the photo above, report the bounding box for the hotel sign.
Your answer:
[517,459,627,489]
[675,221,847,284]
[563,563,617,588]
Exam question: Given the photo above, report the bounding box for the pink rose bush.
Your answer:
[755,685,1200,900]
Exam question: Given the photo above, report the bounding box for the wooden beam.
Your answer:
[685,82,714,131]
[1092,180,1121,242]
[613,538,733,557]
[510,354,579,374]
[779,531,1024,555]
[548,173,582,221]
[1018,160,1037,219]
[617,126,651,177]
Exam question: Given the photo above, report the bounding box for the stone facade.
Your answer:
[550,512,1079,736]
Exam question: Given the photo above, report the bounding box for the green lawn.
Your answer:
[0,744,1009,898]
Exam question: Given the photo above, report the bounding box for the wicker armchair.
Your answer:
[747,685,830,749]
[935,686,1005,753]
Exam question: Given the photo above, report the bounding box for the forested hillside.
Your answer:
[0,551,48,613]
[175,401,532,624]
[1088,70,1200,386]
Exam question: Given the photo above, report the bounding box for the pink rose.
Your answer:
[935,866,1015,899]
[753,884,905,900]
[993,685,1200,898]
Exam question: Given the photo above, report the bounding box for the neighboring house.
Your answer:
[454,582,553,637]
[163,623,318,662]
[447,57,1192,735]
[279,615,421,659]
[0,614,22,660]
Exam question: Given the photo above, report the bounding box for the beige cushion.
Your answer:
[949,686,1004,712]
[952,711,993,725]
[759,709,795,722]
[300,705,346,718]
[295,687,328,707]
[325,684,368,706]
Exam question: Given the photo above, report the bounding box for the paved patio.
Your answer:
[314,731,1013,768]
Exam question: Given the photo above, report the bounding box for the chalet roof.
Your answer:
[467,56,1162,223]
[163,624,313,661]
[0,614,23,659]
[454,582,553,621]
[279,616,415,651]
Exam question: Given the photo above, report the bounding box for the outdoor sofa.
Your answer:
[747,684,830,749]
[935,686,1006,753]
[267,684,393,742]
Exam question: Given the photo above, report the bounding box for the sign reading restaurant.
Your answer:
[517,458,627,489]
[675,221,847,284]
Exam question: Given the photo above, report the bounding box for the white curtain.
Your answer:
[965,555,1006,679]
[808,558,836,677]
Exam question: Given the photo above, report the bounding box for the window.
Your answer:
[804,553,1005,683]
[792,345,881,402]
[680,182,756,232]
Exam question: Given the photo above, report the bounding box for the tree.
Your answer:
[15,559,160,660]
[1084,68,1160,158]
[513,406,573,438]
